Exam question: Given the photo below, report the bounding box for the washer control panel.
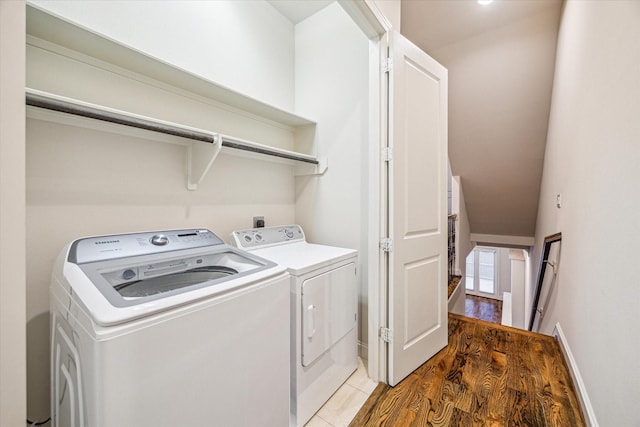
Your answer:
[231,225,305,249]
[68,229,224,264]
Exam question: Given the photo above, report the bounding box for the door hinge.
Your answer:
[382,147,393,162]
[380,327,393,343]
[380,238,393,253]
[382,57,393,73]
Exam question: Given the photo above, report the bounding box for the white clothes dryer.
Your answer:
[231,225,358,427]
[50,228,290,427]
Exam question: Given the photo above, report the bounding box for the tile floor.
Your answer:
[304,358,378,427]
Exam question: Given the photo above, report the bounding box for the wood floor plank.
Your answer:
[542,341,584,426]
[465,295,502,324]
[349,314,586,427]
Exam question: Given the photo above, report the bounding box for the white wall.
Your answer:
[509,249,526,329]
[533,1,640,424]
[498,247,511,294]
[0,1,27,425]
[293,3,370,357]
[29,0,295,110]
[25,2,300,418]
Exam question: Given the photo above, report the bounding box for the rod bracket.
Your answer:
[295,156,328,176]
[187,134,222,191]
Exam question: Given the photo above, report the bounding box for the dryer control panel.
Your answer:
[231,225,305,250]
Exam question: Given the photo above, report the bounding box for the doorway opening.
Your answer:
[465,246,501,299]
[463,246,503,324]
[461,245,533,330]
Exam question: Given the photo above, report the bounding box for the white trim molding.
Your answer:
[470,233,535,248]
[553,323,599,427]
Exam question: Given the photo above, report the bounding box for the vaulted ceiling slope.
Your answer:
[402,0,563,238]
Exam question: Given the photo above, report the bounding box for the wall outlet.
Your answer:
[253,216,265,228]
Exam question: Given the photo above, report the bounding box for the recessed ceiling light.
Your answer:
[478,0,494,5]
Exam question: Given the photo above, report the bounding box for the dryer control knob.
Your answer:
[284,229,295,239]
[150,234,169,246]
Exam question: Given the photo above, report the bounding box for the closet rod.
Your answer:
[220,137,318,164]
[26,92,214,143]
[25,91,319,165]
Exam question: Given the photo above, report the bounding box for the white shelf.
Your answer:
[26,88,326,190]
[25,4,327,190]
[26,4,316,128]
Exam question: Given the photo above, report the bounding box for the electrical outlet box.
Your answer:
[253,216,265,228]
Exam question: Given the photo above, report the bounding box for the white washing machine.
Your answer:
[50,228,290,427]
[231,225,358,427]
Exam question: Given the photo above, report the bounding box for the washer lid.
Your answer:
[76,245,279,308]
[251,241,357,275]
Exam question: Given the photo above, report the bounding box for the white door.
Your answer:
[388,31,448,386]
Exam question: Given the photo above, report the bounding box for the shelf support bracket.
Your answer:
[295,156,328,177]
[187,135,222,191]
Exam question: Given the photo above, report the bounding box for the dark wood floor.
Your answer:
[350,314,585,427]
[447,276,461,299]
[465,294,503,324]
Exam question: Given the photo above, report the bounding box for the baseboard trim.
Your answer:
[358,340,368,360]
[553,323,599,427]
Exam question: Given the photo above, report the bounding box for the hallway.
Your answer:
[349,313,585,426]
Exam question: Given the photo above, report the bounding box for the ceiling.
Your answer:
[402,0,563,238]
[401,0,561,52]
[267,0,333,24]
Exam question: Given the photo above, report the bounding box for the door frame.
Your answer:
[343,0,448,384]
[339,0,390,383]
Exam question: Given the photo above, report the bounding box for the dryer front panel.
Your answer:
[300,262,356,367]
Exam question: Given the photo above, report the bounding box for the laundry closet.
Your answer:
[25,1,375,420]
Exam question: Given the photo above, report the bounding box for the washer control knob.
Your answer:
[243,234,253,243]
[255,233,263,242]
[284,229,295,239]
[122,269,136,280]
[150,234,169,246]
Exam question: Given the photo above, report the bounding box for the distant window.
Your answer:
[465,248,497,296]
